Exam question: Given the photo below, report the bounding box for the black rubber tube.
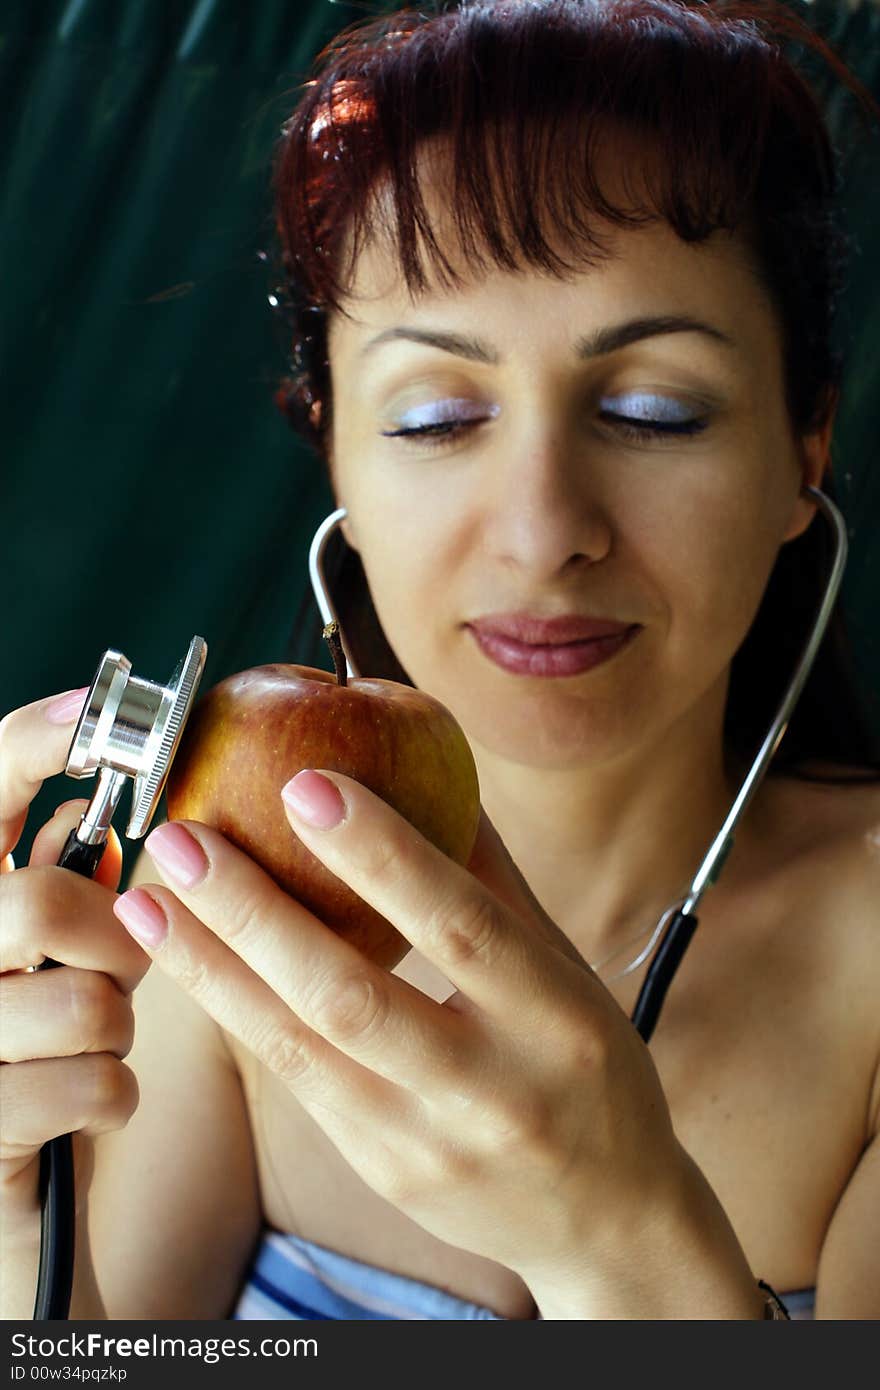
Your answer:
[630,908,699,1044]
[32,828,107,1321]
[34,1131,76,1321]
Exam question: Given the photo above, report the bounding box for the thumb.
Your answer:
[466,804,587,969]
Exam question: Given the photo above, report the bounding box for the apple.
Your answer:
[165,624,481,969]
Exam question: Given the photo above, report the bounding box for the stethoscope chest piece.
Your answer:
[33,634,207,1322]
[65,635,207,840]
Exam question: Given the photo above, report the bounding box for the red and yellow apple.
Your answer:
[165,626,481,969]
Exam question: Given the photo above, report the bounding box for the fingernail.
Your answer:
[281,770,346,830]
[113,889,167,947]
[144,822,209,888]
[45,687,90,725]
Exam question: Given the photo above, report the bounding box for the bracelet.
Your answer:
[758,1279,791,1320]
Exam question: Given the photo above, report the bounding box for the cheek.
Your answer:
[349,500,457,672]
[651,460,790,680]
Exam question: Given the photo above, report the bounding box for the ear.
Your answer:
[781,392,838,544]
[340,515,359,551]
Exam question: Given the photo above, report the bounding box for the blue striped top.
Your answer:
[231,1229,816,1321]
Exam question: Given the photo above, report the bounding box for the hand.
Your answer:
[114,766,690,1299]
[0,693,146,1235]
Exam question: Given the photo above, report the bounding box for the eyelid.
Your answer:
[391,398,500,429]
[598,391,702,421]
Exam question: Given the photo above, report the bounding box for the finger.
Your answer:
[126,821,481,1096]
[112,874,423,1124]
[0,865,150,993]
[111,883,466,1217]
[0,1054,139,1155]
[280,770,576,1020]
[0,967,134,1063]
[0,689,90,860]
[28,800,124,892]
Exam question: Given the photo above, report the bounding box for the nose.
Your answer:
[480,430,613,580]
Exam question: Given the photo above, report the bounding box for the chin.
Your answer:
[393,628,651,768]
[442,675,647,770]
[479,710,645,769]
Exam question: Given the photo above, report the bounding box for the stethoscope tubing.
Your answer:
[34,485,846,1318]
[630,486,847,1042]
[33,833,108,1320]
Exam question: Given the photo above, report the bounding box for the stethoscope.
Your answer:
[31,483,847,1320]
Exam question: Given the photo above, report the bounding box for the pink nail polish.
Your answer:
[113,889,167,947]
[281,770,346,830]
[145,823,209,888]
[45,687,90,725]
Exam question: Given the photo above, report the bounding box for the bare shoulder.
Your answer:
[763,764,880,1130]
[753,763,880,973]
[760,763,880,871]
[762,764,880,953]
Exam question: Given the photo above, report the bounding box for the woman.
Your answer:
[2,0,879,1320]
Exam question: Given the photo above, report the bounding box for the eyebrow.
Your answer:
[358,314,736,364]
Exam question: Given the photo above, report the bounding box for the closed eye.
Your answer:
[382,419,474,442]
[598,389,710,443]
[599,411,709,443]
[382,413,709,449]
[381,388,710,451]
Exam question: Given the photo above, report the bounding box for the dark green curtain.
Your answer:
[3,0,878,885]
[2,0,372,880]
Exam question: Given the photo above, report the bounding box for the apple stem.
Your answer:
[323,622,348,687]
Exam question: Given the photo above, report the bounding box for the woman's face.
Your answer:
[325,177,827,772]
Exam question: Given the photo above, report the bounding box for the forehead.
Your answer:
[328,224,773,374]
[327,131,773,350]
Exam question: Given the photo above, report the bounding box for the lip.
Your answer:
[468,613,636,645]
[467,620,641,678]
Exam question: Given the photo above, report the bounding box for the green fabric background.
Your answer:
[2,0,878,886]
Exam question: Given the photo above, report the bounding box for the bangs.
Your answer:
[274,0,840,313]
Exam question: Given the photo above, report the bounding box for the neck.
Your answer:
[468,675,753,965]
